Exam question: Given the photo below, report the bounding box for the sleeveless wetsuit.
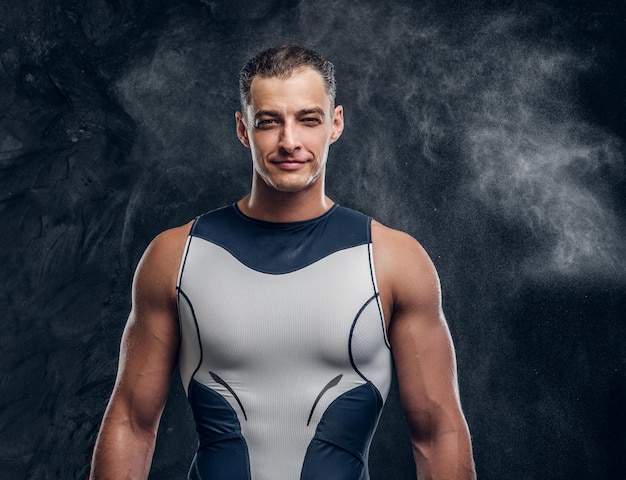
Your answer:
[176,204,393,480]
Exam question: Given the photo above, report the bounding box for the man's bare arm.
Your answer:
[90,224,191,479]
[373,223,476,479]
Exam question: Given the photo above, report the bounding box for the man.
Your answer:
[90,45,476,479]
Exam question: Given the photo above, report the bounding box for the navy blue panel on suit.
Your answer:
[187,380,251,480]
[301,382,384,480]
[190,204,370,274]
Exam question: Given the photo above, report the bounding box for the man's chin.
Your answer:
[263,174,322,194]
[269,182,313,193]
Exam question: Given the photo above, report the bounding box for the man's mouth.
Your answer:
[272,159,307,170]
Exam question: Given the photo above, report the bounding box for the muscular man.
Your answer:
[90,45,476,479]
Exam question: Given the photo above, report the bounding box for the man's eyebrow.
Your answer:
[253,110,281,120]
[297,108,326,118]
[252,108,326,121]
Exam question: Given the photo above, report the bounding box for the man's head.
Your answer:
[235,45,344,195]
[239,45,336,111]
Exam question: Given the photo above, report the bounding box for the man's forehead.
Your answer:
[248,67,331,110]
[251,65,324,86]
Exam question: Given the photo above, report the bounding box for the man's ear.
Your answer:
[235,111,251,148]
[329,105,344,144]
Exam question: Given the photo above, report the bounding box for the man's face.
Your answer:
[236,67,344,193]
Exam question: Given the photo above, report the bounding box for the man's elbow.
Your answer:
[411,420,476,480]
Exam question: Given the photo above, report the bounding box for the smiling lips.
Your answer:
[271,158,308,170]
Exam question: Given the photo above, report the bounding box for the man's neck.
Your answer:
[237,181,334,223]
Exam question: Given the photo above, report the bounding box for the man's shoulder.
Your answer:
[371,219,421,251]
[370,220,442,318]
[130,220,195,302]
[153,220,195,250]
[342,207,431,266]
[140,220,195,273]
[371,219,437,279]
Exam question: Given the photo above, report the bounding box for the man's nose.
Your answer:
[278,122,300,153]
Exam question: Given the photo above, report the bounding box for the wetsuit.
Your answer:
[177,204,393,480]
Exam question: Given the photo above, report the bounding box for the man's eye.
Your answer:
[255,119,278,128]
[302,118,322,125]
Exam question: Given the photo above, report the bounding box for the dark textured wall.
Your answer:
[1,1,625,479]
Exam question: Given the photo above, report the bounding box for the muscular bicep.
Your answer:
[106,228,186,433]
[112,312,178,431]
[375,225,463,438]
[390,308,461,440]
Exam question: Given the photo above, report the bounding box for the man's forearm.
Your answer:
[90,420,156,480]
[413,427,476,480]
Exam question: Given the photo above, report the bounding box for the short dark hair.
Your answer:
[239,45,336,110]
